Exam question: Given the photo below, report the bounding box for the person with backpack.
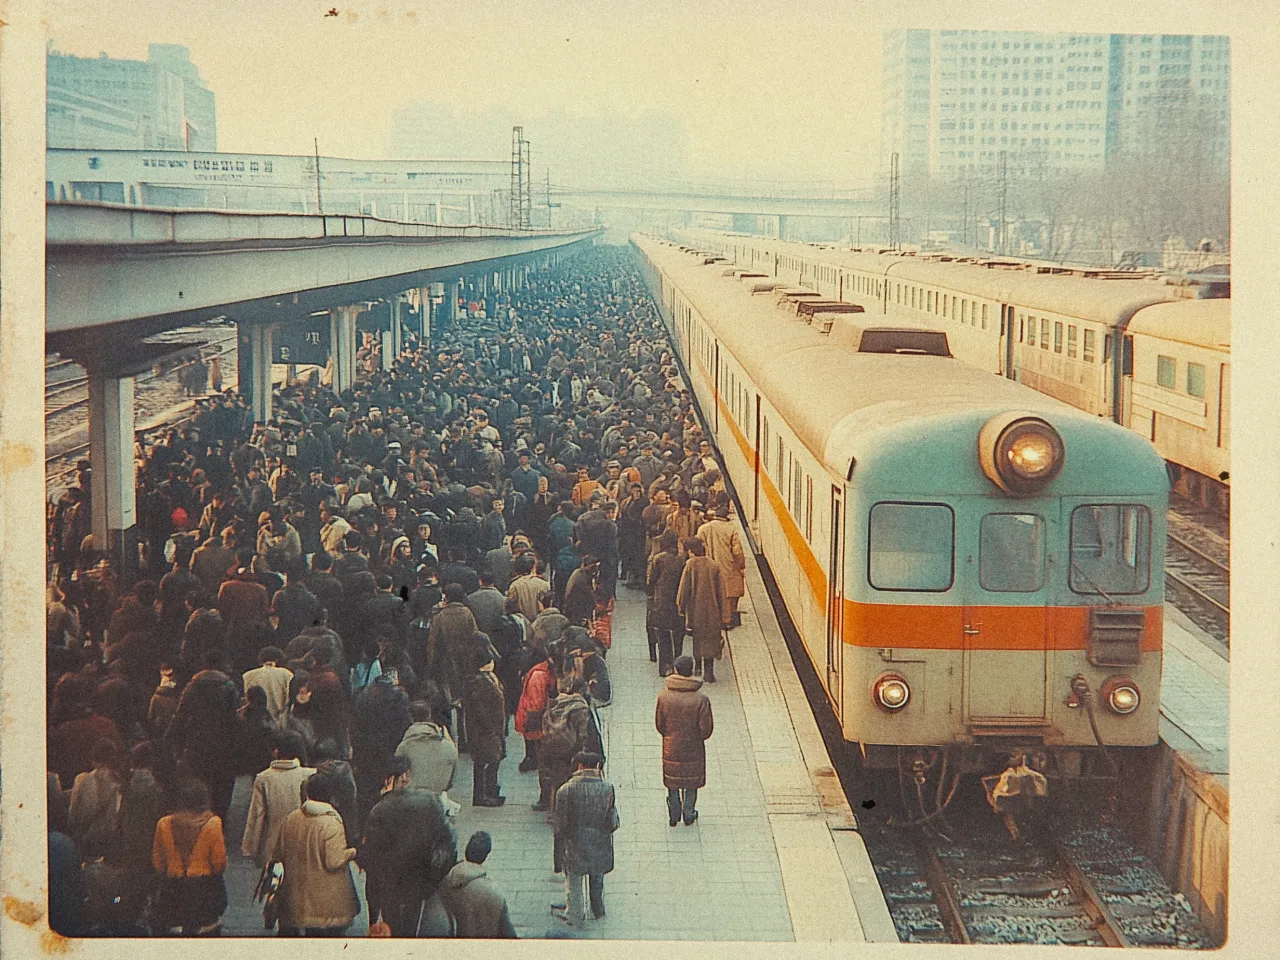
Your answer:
[150,778,229,936]
[537,676,600,820]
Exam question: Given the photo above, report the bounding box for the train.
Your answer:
[632,233,1168,798]
[673,229,1230,512]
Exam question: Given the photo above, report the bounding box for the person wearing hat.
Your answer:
[462,650,507,808]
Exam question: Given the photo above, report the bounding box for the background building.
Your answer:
[880,30,1230,181]
[47,43,217,151]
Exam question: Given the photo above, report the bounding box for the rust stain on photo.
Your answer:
[3,896,43,926]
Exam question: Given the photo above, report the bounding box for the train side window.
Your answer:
[961,300,968,324]
[1019,319,1025,343]
[1040,319,1050,350]
[868,502,955,592]
[1156,355,1176,389]
[805,477,814,542]
[942,295,949,318]
[762,418,770,473]
[1186,362,1205,398]
[1053,321,1063,353]
[981,303,988,330]
[1083,329,1096,362]
[928,291,934,312]
[1067,325,1078,358]
[980,514,1045,592]
[1027,317,1036,346]
[1069,505,1151,595]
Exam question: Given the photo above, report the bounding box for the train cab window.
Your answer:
[1186,362,1205,398]
[980,514,1045,592]
[868,503,955,592]
[1156,355,1176,389]
[1067,325,1078,358]
[1040,319,1050,350]
[1069,505,1151,595]
[1083,329,1096,363]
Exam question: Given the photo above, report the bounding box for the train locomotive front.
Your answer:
[632,235,1167,810]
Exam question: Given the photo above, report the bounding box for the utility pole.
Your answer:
[510,127,522,227]
[888,152,901,251]
[313,138,324,215]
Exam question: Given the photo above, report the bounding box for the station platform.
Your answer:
[1159,604,1229,770]
[219,536,896,940]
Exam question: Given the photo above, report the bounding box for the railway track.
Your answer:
[862,788,1212,947]
[1165,501,1230,645]
[44,328,238,491]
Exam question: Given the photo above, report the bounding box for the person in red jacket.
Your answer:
[515,649,555,809]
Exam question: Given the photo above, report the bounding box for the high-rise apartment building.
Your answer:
[880,30,1229,181]
[47,43,217,151]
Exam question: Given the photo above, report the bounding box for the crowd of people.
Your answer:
[45,244,742,936]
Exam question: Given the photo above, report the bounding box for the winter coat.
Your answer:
[515,661,554,740]
[539,692,599,781]
[426,602,478,693]
[646,550,686,632]
[271,800,359,930]
[359,789,457,929]
[465,586,506,638]
[242,663,294,727]
[395,722,458,794]
[153,810,227,879]
[554,768,619,876]
[507,574,551,624]
[462,669,507,764]
[241,759,315,867]
[349,680,413,790]
[696,517,747,599]
[655,674,714,789]
[676,556,726,660]
[437,861,517,938]
[67,767,125,861]
[167,669,241,779]
[562,568,597,626]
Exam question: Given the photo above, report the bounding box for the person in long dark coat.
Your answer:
[646,530,686,676]
[552,752,618,926]
[675,537,727,682]
[655,656,714,826]
[462,654,507,807]
[165,650,241,819]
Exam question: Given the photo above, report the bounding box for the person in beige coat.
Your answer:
[695,506,746,629]
[675,538,727,682]
[270,770,360,936]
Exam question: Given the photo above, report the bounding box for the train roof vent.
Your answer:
[797,301,864,320]
[856,328,952,357]
[746,280,779,294]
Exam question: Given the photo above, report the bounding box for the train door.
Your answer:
[752,395,762,523]
[826,486,846,719]
[712,341,720,434]
[963,507,1052,724]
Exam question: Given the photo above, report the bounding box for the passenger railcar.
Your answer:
[634,234,1167,786]
[680,229,1230,510]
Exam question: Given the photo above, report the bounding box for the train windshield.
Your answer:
[868,502,954,591]
[979,513,1045,592]
[1069,505,1152,596]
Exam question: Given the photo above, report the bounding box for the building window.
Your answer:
[868,502,955,592]
[1067,325,1078,358]
[1157,355,1176,389]
[1187,362,1206,398]
[1083,328,1096,363]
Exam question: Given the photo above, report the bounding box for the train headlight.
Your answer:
[1101,676,1141,715]
[873,673,911,711]
[978,413,1065,495]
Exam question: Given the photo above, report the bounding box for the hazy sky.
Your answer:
[45,0,1237,189]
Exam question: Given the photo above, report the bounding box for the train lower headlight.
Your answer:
[978,413,1065,495]
[1102,676,1140,715]
[873,674,911,711]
